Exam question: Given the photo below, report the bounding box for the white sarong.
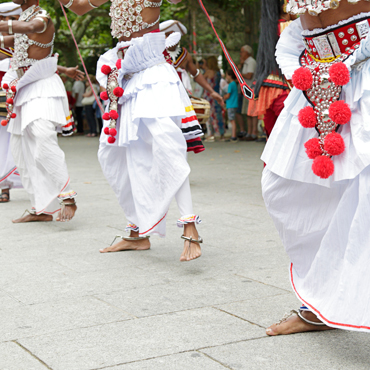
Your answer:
[97,33,200,236]
[261,14,370,331]
[2,57,75,214]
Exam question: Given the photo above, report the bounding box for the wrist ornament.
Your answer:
[0,35,4,49]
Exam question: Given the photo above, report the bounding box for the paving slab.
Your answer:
[0,342,48,370]
[96,273,286,318]
[97,352,228,370]
[0,296,131,342]
[18,307,265,370]
[201,330,370,370]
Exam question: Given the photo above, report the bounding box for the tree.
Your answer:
[39,0,260,72]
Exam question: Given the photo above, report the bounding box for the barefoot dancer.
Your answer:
[0,2,22,203]
[0,0,77,223]
[61,0,203,261]
[262,0,370,334]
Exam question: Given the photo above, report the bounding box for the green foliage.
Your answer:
[37,0,260,73]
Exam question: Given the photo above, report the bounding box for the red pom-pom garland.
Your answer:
[6,98,13,105]
[292,67,313,91]
[2,83,9,90]
[102,112,110,121]
[109,128,117,136]
[103,127,110,135]
[109,110,119,120]
[329,62,350,86]
[11,86,16,93]
[304,138,322,159]
[1,120,7,127]
[100,91,108,101]
[329,100,351,125]
[116,59,122,69]
[101,65,112,75]
[298,106,317,128]
[312,155,334,179]
[324,132,345,156]
[113,87,124,97]
[11,113,16,119]
[107,136,116,144]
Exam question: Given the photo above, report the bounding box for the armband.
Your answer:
[8,20,13,35]
[191,69,200,79]
[64,0,74,8]
[0,35,4,49]
[88,0,98,8]
[34,17,48,34]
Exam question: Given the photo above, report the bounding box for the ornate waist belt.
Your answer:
[14,65,31,79]
[303,17,370,61]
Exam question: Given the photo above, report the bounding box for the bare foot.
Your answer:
[180,223,202,262]
[12,213,53,223]
[266,310,334,336]
[100,232,151,253]
[56,199,77,222]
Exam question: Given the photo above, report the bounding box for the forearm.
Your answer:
[59,0,109,16]
[0,20,43,35]
[194,74,215,94]
[0,35,14,49]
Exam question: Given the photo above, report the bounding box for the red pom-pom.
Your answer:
[298,106,317,128]
[292,67,313,91]
[102,112,110,121]
[116,59,122,69]
[109,128,117,136]
[6,98,13,105]
[107,136,116,144]
[329,62,350,86]
[113,87,124,97]
[109,110,119,120]
[100,91,109,101]
[312,155,334,179]
[101,65,112,75]
[10,86,16,92]
[304,138,322,159]
[2,83,9,90]
[11,113,16,119]
[329,100,351,125]
[324,132,345,156]
[1,120,7,126]
[103,127,110,135]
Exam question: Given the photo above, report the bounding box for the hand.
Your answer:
[211,91,224,107]
[65,66,85,81]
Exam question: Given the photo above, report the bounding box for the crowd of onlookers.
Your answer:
[191,44,262,143]
[61,74,102,137]
[61,44,260,142]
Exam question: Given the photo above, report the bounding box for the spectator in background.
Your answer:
[224,70,239,142]
[72,76,85,135]
[192,59,204,98]
[240,45,258,141]
[203,56,225,141]
[82,75,99,137]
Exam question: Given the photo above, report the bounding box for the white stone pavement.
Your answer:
[1,136,370,370]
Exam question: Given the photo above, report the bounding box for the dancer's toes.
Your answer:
[180,240,202,262]
[12,213,53,223]
[56,199,77,222]
[100,237,150,253]
[266,311,334,336]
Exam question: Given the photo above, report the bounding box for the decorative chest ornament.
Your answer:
[292,54,352,179]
